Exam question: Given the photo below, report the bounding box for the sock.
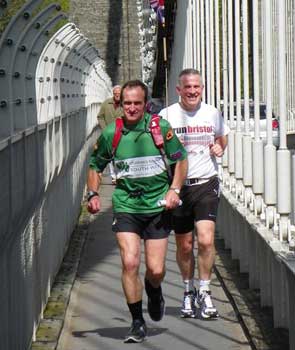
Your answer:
[127,300,145,323]
[183,279,195,293]
[199,279,211,293]
[145,278,162,299]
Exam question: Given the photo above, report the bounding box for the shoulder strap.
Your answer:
[149,114,164,148]
[112,117,124,156]
[149,114,172,180]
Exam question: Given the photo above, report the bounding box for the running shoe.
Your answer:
[181,290,197,318]
[147,293,165,321]
[195,289,219,319]
[124,320,147,343]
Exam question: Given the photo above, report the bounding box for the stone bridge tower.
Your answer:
[69,0,142,85]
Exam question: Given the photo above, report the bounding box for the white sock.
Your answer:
[183,279,195,293]
[199,279,210,293]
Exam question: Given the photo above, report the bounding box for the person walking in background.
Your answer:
[87,80,187,343]
[97,85,123,184]
[159,68,229,319]
[97,85,123,128]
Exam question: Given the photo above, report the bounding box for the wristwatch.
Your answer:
[170,187,180,195]
[87,190,99,201]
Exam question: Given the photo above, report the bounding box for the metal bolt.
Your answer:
[26,74,32,80]
[55,4,61,11]
[28,97,34,103]
[0,1,7,8]
[19,45,26,52]
[35,22,41,29]
[13,72,20,78]
[6,38,13,46]
[23,12,30,19]
[0,100,7,108]
[0,69,5,76]
[15,99,22,105]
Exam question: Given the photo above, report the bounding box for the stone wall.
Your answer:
[69,0,142,85]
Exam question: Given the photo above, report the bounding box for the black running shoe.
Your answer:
[124,320,147,343]
[147,294,165,321]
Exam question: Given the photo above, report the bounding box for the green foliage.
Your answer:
[0,0,69,37]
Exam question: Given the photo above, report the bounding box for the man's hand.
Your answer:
[209,143,224,157]
[164,189,181,210]
[87,196,101,214]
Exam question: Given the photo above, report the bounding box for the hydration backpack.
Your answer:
[111,114,172,179]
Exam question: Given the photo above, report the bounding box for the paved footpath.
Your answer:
[57,180,251,350]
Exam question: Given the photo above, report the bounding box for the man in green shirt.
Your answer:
[87,80,187,343]
[97,85,123,128]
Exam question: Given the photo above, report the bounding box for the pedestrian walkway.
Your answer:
[57,179,251,350]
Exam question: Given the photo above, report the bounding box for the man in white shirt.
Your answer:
[159,68,229,319]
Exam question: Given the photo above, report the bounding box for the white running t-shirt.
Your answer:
[159,102,230,179]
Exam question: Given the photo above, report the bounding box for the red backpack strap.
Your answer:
[149,114,164,148]
[149,114,173,180]
[112,117,124,156]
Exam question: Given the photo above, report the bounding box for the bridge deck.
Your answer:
[56,179,251,350]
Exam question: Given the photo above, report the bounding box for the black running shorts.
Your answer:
[172,176,220,234]
[112,211,171,240]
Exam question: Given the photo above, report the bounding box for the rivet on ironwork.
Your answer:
[46,77,50,82]
[71,80,75,84]
[53,78,58,82]
[0,69,5,76]
[15,99,22,105]
[23,12,30,19]
[39,77,44,83]
[62,94,65,98]
[6,38,13,46]
[35,22,41,29]
[72,94,75,97]
[0,100,7,108]
[19,45,26,52]
[64,62,68,66]
[50,58,55,63]
[31,51,38,56]
[54,96,58,100]
[71,25,76,29]
[60,78,65,82]
[61,42,65,47]
[57,61,62,65]
[0,1,7,8]
[55,4,61,11]
[47,96,51,101]
[26,74,33,80]
[69,65,73,69]
[44,56,49,62]
[13,72,20,78]
[28,97,34,103]
[55,39,60,44]
[40,98,45,103]
[66,79,69,83]
[67,94,70,98]
[75,67,78,71]
[44,30,49,36]
[66,46,70,51]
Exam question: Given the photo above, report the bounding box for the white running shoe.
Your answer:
[196,289,219,319]
[181,290,196,318]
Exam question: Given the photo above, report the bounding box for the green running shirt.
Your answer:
[89,113,187,213]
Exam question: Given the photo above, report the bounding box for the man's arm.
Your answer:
[87,169,102,213]
[165,158,188,209]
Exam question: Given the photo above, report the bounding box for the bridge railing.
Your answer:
[0,2,111,349]
[166,1,295,348]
